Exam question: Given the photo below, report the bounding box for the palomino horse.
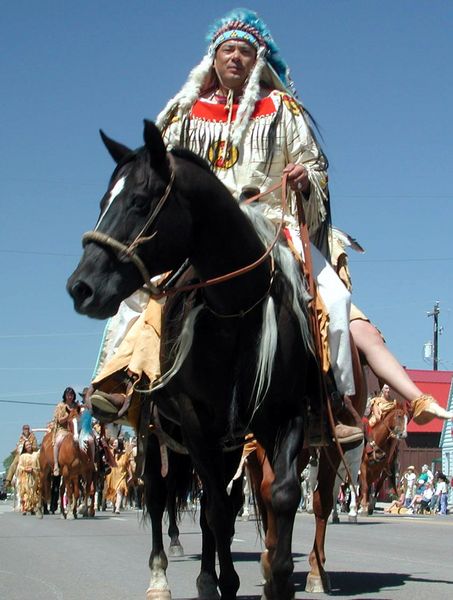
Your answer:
[67,121,321,600]
[358,405,407,515]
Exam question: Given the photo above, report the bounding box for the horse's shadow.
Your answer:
[293,570,453,596]
[171,559,453,599]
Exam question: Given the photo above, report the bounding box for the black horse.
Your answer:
[67,120,319,600]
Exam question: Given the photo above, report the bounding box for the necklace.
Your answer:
[212,89,243,104]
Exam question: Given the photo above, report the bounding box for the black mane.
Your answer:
[170,146,212,173]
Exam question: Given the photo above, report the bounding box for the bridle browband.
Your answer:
[82,165,177,296]
[81,153,291,302]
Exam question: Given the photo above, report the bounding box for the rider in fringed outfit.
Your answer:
[89,8,452,443]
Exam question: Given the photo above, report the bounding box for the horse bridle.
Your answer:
[384,407,406,439]
[82,166,176,296]
[81,153,290,301]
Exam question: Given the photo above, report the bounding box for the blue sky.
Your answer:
[1,0,452,462]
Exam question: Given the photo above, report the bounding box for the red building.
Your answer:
[364,368,452,499]
[398,369,453,474]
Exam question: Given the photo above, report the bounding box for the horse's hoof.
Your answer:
[61,513,66,520]
[305,573,331,594]
[196,571,220,599]
[67,512,75,520]
[262,582,295,600]
[348,515,358,523]
[146,589,171,600]
[168,543,184,557]
[332,515,340,524]
[36,510,43,520]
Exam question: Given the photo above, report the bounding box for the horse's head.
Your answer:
[387,407,407,439]
[67,120,192,319]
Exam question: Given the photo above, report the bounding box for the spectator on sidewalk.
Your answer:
[402,465,417,508]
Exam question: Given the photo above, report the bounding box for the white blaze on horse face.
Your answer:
[95,176,126,230]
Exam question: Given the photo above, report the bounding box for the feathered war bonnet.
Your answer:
[156,8,296,146]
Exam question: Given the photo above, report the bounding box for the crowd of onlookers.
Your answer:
[385,463,450,515]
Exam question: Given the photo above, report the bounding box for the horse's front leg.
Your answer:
[358,462,370,514]
[263,417,303,600]
[246,446,274,586]
[348,482,358,522]
[60,477,67,519]
[40,469,50,515]
[181,411,240,599]
[88,472,96,517]
[305,446,341,594]
[68,477,79,520]
[165,454,186,558]
[144,435,171,600]
[197,490,220,600]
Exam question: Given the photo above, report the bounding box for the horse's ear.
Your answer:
[99,130,131,164]
[143,120,168,171]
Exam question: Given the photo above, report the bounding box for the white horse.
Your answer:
[308,442,364,524]
[331,442,364,523]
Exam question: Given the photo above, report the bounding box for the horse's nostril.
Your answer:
[70,280,93,305]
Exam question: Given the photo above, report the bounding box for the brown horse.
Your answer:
[247,339,368,596]
[58,409,97,519]
[358,405,407,515]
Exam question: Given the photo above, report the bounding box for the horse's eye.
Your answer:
[131,194,149,211]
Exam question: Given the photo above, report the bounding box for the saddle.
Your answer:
[365,439,386,465]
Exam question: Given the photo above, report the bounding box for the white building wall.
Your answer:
[440,381,453,505]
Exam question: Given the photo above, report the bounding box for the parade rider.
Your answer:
[89,8,451,442]
[90,8,361,444]
[52,386,79,476]
[368,384,399,428]
[5,424,39,488]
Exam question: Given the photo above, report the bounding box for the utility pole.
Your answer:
[427,301,440,371]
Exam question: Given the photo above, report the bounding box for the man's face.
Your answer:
[214,40,257,92]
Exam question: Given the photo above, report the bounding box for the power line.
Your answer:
[0,367,91,371]
[2,247,453,263]
[0,332,102,340]
[0,249,78,257]
[349,257,453,264]
[0,399,54,406]
[0,391,63,398]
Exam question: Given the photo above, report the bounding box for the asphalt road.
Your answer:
[1,500,452,600]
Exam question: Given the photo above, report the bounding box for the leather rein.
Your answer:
[82,154,291,302]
